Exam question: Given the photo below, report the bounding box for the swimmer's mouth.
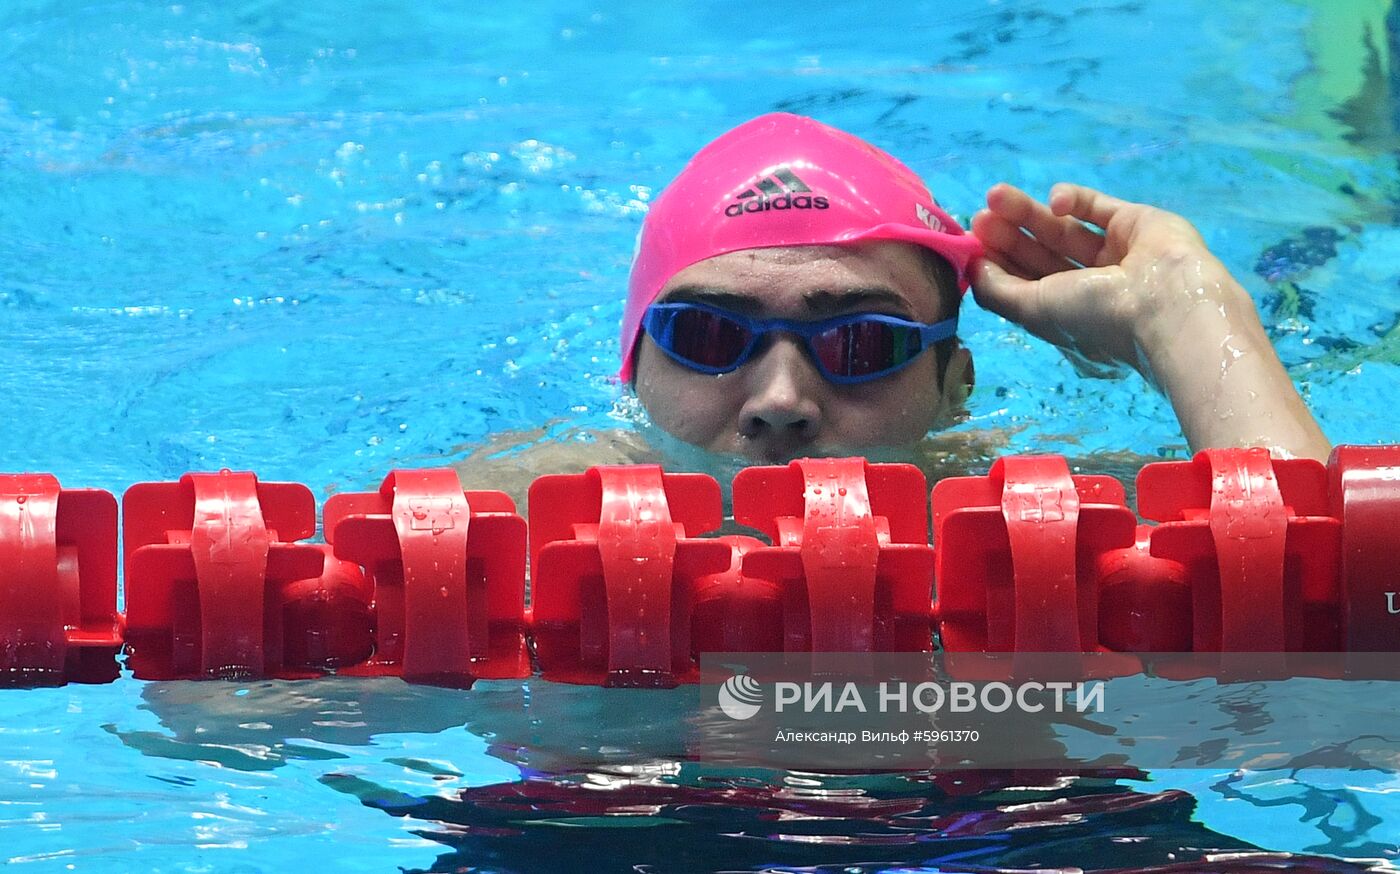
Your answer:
[732,435,810,465]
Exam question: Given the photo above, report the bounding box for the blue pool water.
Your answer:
[2,0,1399,870]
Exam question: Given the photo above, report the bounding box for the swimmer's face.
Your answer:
[634,242,969,463]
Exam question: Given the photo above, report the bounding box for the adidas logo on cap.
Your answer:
[724,167,830,218]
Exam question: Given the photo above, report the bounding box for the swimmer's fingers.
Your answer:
[1047,182,1208,260]
[1045,183,1137,231]
[972,207,1079,279]
[985,182,1107,268]
[969,209,1032,280]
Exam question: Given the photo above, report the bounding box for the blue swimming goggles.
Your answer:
[641,301,958,385]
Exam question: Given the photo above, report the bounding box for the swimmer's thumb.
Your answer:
[971,258,1129,356]
[968,257,1041,330]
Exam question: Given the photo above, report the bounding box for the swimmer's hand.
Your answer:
[970,182,1331,461]
[971,182,1217,375]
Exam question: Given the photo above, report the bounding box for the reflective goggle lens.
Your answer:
[643,302,947,383]
[648,305,754,370]
[810,320,921,379]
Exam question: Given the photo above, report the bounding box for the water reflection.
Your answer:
[102,676,1396,872]
[322,767,1380,873]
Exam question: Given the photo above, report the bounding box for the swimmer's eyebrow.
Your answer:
[658,285,916,318]
[802,287,914,318]
[657,286,765,314]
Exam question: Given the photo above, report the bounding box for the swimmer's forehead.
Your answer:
[655,242,940,318]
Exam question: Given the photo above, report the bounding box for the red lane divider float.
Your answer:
[1138,449,1340,657]
[0,474,123,685]
[528,465,731,686]
[325,468,528,686]
[1,446,1396,687]
[1329,445,1400,654]
[123,471,325,680]
[735,457,935,653]
[931,455,1136,655]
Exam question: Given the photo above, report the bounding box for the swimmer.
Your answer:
[623,113,1330,464]
[459,113,1329,503]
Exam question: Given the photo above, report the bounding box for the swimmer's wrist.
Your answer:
[1131,272,1329,460]
[1130,261,1257,374]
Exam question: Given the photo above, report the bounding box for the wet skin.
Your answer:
[633,242,970,464]
[972,182,1331,461]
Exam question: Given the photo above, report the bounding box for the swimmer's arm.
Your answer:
[1131,265,1331,462]
[970,182,1331,462]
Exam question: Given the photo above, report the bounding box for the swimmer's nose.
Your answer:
[737,338,824,454]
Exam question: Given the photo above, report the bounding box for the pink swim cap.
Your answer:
[619,112,982,381]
